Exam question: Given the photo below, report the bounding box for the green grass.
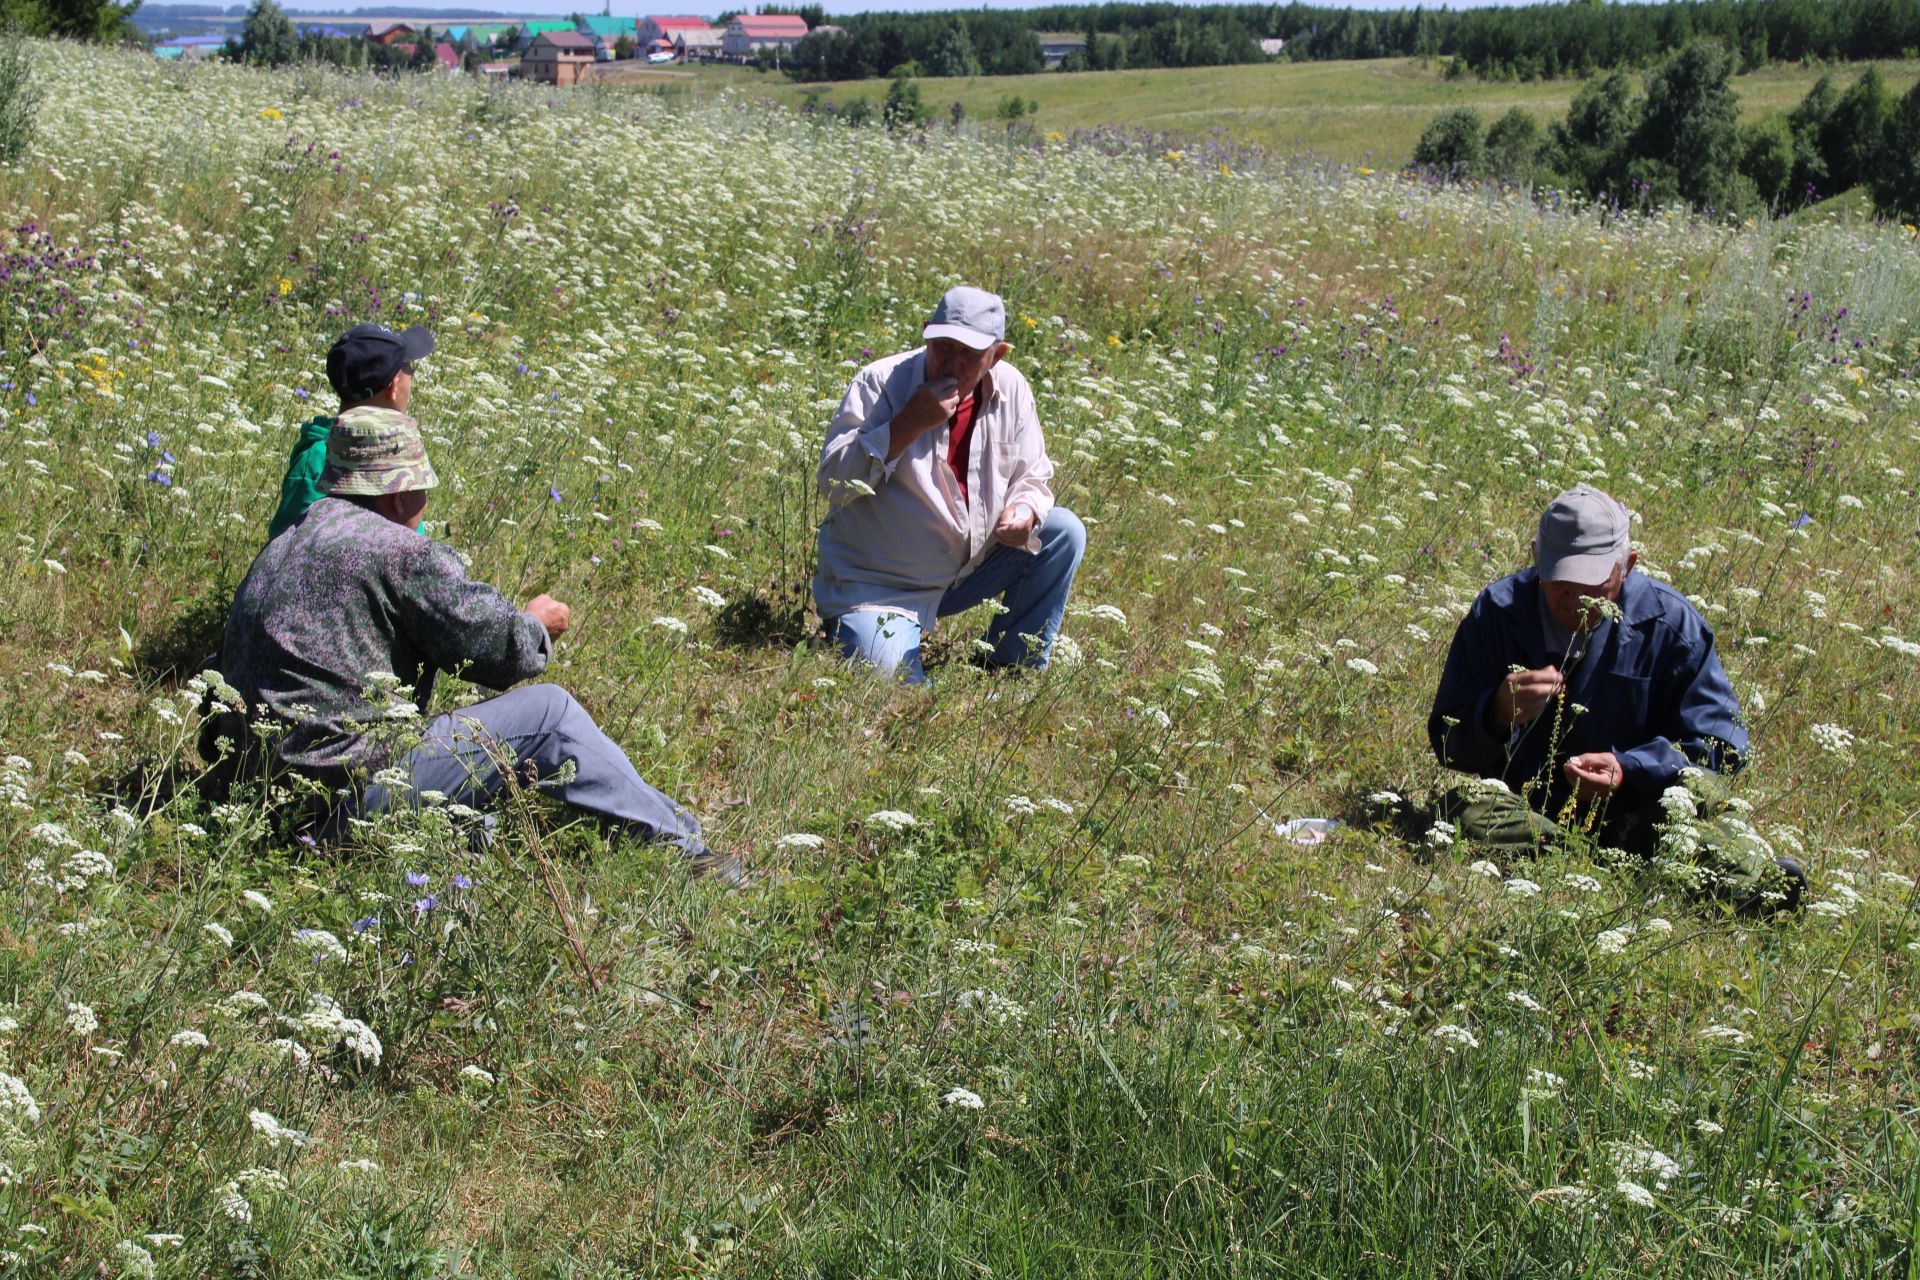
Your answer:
[701,56,1920,164]
[1,40,1918,1278]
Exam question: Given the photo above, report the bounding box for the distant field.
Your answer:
[680,57,1920,165]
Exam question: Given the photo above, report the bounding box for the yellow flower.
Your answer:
[258,106,283,121]
[1218,163,1230,176]
[1020,312,1038,329]
[277,277,292,296]
[1107,334,1122,347]
[1043,130,1064,143]
[1162,149,1185,163]
[1355,166,1374,176]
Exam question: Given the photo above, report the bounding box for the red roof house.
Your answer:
[721,12,807,57]
[639,14,712,42]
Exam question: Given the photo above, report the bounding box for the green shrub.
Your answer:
[1412,106,1484,176]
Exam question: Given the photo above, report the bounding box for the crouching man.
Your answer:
[216,412,738,880]
[1427,484,1802,911]
[814,285,1086,684]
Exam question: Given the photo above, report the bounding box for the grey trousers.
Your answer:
[355,684,705,859]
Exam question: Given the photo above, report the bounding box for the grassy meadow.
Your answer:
[687,56,1920,165]
[2,39,1920,1277]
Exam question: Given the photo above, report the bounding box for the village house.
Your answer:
[515,19,577,51]
[522,29,596,85]
[577,14,636,49]
[672,26,721,60]
[153,34,225,60]
[365,21,415,44]
[720,12,808,60]
[1036,33,1087,69]
[639,14,712,46]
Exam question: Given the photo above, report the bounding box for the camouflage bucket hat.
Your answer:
[319,407,440,497]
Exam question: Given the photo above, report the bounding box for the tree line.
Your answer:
[783,0,1920,86]
[1411,42,1920,220]
[782,4,1280,82]
[1283,0,1920,81]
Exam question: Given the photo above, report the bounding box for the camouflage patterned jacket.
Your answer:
[218,496,550,792]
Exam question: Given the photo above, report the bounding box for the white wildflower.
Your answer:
[0,1073,41,1125]
[1593,928,1633,955]
[249,1109,308,1147]
[1809,723,1855,755]
[1615,1179,1656,1208]
[943,1086,985,1110]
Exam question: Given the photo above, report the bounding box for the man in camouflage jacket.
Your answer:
[217,411,737,880]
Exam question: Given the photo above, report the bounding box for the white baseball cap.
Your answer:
[923,285,1006,350]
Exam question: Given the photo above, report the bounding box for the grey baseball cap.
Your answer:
[924,286,1006,350]
[1535,484,1630,584]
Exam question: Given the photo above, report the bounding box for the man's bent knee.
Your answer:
[1042,506,1087,560]
[511,683,579,732]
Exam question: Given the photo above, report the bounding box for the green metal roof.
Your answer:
[578,15,634,37]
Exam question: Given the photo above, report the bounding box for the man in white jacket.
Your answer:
[814,285,1086,684]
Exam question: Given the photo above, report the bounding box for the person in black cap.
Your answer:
[266,323,434,538]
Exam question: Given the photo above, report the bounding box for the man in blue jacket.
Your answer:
[1427,485,1803,910]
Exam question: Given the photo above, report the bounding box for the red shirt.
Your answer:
[945,386,982,503]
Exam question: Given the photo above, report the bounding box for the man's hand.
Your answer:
[992,503,1036,549]
[525,593,570,640]
[887,376,963,459]
[1563,751,1624,803]
[1490,664,1564,729]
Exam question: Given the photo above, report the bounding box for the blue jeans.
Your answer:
[352,684,708,861]
[827,506,1086,685]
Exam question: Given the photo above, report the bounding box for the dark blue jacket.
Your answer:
[1427,567,1746,814]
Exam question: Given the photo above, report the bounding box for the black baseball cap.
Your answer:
[325,323,434,403]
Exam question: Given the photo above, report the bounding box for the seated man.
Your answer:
[814,285,1086,684]
[216,410,738,881]
[1427,484,1802,909]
